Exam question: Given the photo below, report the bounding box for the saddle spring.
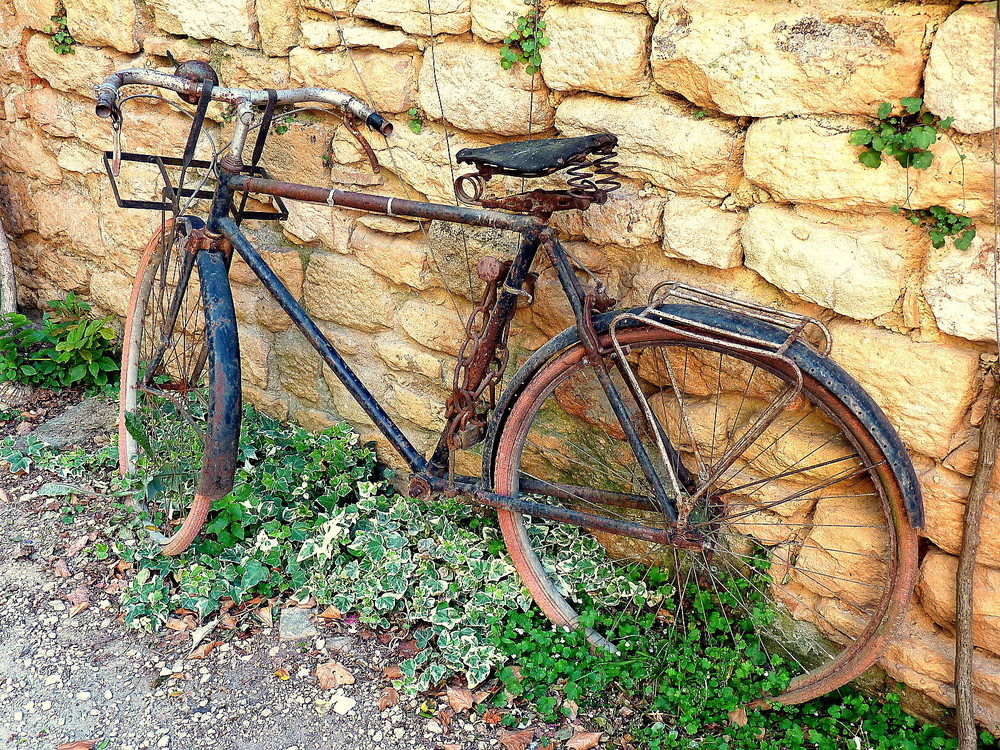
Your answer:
[565,148,621,199]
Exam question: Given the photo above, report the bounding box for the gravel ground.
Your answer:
[0,397,502,750]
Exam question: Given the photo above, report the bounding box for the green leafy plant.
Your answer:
[893,205,976,251]
[45,8,75,54]
[0,293,119,389]
[850,98,952,170]
[407,107,424,135]
[500,3,548,75]
[272,114,298,135]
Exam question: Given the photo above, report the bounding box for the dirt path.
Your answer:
[0,400,496,750]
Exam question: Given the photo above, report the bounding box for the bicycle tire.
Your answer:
[487,305,919,708]
[119,219,242,556]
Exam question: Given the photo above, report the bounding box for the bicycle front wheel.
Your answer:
[118,218,242,556]
[490,311,918,710]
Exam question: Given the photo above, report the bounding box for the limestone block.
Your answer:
[142,34,212,61]
[289,46,419,114]
[374,334,444,382]
[651,1,949,118]
[541,5,652,98]
[425,220,521,300]
[662,195,742,269]
[396,290,470,355]
[417,38,554,136]
[556,93,743,198]
[90,269,132,318]
[828,320,981,458]
[302,19,417,51]
[257,118,335,185]
[470,0,531,43]
[64,0,139,52]
[918,462,1000,569]
[275,329,324,403]
[57,139,104,174]
[303,251,396,332]
[925,3,997,134]
[229,227,304,297]
[256,0,299,56]
[239,326,272,389]
[742,204,925,320]
[13,0,58,31]
[388,382,447,431]
[149,0,258,47]
[919,547,1000,656]
[744,115,998,218]
[350,225,435,290]
[244,384,289,422]
[33,247,90,293]
[24,33,129,96]
[922,228,998,343]
[33,188,103,254]
[292,407,342,433]
[12,88,78,138]
[218,46,292,90]
[0,126,61,184]
[371,122,500,203]
[354,0,470,36]
[552,183,666,249]
[0,171,37,237]
[281,200,355,251]
[300,0,351,15]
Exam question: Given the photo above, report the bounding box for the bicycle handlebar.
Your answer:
[94,68,394,136]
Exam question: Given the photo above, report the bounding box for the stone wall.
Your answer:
[1,0,999,728]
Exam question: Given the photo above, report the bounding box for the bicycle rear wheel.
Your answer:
[118,218,242,555]
[490,310,918,711]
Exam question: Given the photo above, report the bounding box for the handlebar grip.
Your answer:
[365,112,393,136]
[95,83,120,119]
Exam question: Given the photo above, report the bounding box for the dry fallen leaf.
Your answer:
[68,601,89,617]
[482,709,502,726]
[315,661,354,689]
[317,605,343,620]
[498,729,534,750]
[446,685,474,713]
[383,664,404,680]
[218,613,238,630]
[274,668,291,680]
[563,699,580,721]
[728,706,748,727]
[165,617,190,632]
[188,640,222,659]
[64,535,89,558]
[256,606,273,626]
[56,741,100,750]
[567,732,604,750]
[441,744,462,750]
[378,686,399,710]
[51,558,70,578]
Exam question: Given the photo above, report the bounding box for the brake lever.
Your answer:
[342,117,381,176]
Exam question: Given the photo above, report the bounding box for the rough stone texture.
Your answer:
[12,0,57,31]
[24,33,129,96]
[303,251,396,333]
[651,1,949,118]
[302,19,417,51]
[354,0,470,36]
[350,225,435,290]
[542,5,652,98]
[275,329,324,403]
[13,397,116,450]
[149,0,258,47]
[922,229,998,343]
[417,38,553,135]
[744,115,998,218]
[742,204,924,320]
[551,182,666,249]
[470,0,531,43]
[828,320,982,459]
[289,46,419,114]
[925,2,997,135]
[919,548,1000,656]
[556,94,744,198]
[662,195,743,269]
[256,0,300,56]
[918,461,1000,569]
[64,0,139,53]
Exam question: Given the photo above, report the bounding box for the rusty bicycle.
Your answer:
[97,58,922,708]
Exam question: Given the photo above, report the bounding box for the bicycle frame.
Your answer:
[185,170,689,545]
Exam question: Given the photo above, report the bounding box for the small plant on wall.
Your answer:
[851,97,976,251]
[45,6,75,55]
[500,1,549,75]
[407,107,424,134]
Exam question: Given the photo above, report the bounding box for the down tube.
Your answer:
[217,217,427,472]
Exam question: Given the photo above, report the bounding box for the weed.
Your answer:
[850,98,952,170]
[0,293,119,390]
[407,107,424,135]
[500,2,548,75]
[45,7,75,54]
[893,205,976,251]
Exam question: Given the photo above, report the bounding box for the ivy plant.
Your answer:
[850,98,953,170]
[45,8,76,54]
[406,107,423,134]
[500,3,549,75]
[893,205,976,251]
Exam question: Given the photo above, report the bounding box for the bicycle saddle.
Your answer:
[455,133,617,178]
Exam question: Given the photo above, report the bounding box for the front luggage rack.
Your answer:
[103,151,289,221]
